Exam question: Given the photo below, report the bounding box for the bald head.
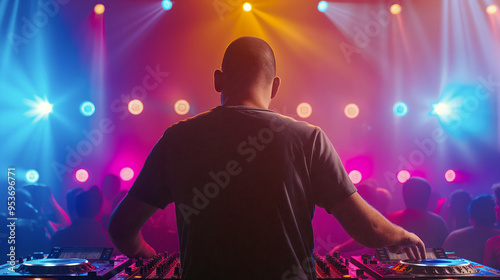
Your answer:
[222,36,276,84]
[215,37,280,108]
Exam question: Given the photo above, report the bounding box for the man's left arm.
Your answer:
[108,194,158,258]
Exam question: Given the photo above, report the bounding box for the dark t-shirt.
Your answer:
[129,106,356,280]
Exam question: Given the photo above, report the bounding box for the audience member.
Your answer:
[484,235,500,269]
[50,186,113,248]
[102,174,121,216]
[374,187,392,216]
[331,183,391,256]
[446,190,471,232]
[483,183,500,269]
[23,184,71,235]
[102,190,127,231]
[444,194,500,263]
[66,188,83,222]
[386,177,449,248]
[492,183,500,228]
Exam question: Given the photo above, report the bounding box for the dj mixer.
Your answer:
[1,247,500,279]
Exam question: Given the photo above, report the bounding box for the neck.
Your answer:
[220,91,270,109]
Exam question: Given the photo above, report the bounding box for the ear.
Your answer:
[271,76,280,99]
[214,69,223,92]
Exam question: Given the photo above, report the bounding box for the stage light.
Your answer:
[397,170,411,184]
[26,169,39,183]
[174,99,190,115]
[128,99,144,115]
[25,95,53,122]
[487,4,498,14]
[80,101,95,117]
[431,102,452,117]
[120,167,134,181]
[94,4,105,14]
[348,170,362,184]
[344,103,360,119]
[393,102,408,117]
[162,0,173,10]
[390,4,401,15]
[297,102,312,119]
[75,169,89,183]
[318,1,328,12]
[445,169,456,182]
[243,2,252,12]
[38,101,53,114]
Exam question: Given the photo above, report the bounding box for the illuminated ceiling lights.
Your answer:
[397,170,411,183]
[25,95,53,123]
[162,0,173,10]
[318,1,328,12]
[80,101,95,117]
[430,102,452,117]
[344,103,360,119]
[297,102,312,119]
[393,102,408,117]
[486,4,498,14]
[348,170,362,184]
[75,169,89,183]
[120,167,134,181]
[128,99,144,115]
[445,169,456,183]
[390,4,402,15]
[243,2,252,12]
[94,4,105,14]
[26,169,40,183]
[174,99,190,115]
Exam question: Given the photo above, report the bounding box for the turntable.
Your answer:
[350,248,500,279]
[0,247,132,279]
[16,258,96,275]
[391,259,479,276]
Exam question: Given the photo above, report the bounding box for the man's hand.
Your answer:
[330,192,427,259]
[387,231,426,260]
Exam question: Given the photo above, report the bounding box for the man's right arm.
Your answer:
[328,192,426,259]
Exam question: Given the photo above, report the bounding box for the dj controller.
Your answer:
[1,247,500,279]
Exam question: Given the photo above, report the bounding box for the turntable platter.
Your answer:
[16,258,96,275]
[392,258,479,276]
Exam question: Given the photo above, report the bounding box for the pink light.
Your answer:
[75,169,89,183]
[128,99,144,115]
[348,170,362,184]
[297,102,312,119]
[445,169,456,182]
[120,167,134,181]
[174,99,190,115]
[344,103,360,119]
[397,170,411,184]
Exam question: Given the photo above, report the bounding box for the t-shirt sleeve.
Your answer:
[128,133,173,209]
[309,128,357,213]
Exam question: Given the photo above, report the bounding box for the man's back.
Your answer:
[129,106,357,279]
[109,36,427,278]
[387,209,449,248]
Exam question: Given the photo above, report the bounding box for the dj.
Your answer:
[109,36,426,279]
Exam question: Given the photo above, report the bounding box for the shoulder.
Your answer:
[449,226,474,237]
[386,210,405,220]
